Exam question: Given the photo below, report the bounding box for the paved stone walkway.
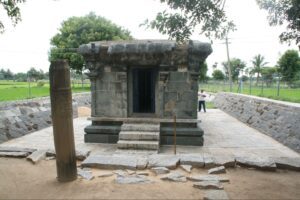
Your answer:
[0,109,299,158]
[199,109,300,158]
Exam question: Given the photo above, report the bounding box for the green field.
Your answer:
[205,101,216,109]
[201,82,300,103]
[0,81,90,102]
[1,80,300,104]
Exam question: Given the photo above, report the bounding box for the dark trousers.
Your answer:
[198,101,206,112]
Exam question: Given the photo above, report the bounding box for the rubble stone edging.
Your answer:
[0,92,91,143]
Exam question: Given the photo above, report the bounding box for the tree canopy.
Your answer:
[277,49,300,85]
[0,0,25,33]
[261,66,277,86]
[27,67,45,81]
[250,54,268,84]
[0,68,13,80]
[49,12,133,73]
[212,69,225,80]
[222,58,246,81]
[256,0,300,48]
[143,0,235,42]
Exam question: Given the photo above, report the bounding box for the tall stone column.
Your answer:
[49,60,77,182]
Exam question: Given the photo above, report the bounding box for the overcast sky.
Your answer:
[0,0,298,75]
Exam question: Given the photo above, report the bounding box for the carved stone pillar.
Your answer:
[49,60,77,182]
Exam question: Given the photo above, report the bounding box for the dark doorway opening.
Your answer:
[132,68,156,113]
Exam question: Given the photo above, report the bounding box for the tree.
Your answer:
[256,0,300,48]
[0,69,3,79]
[0,68,14,80]
[250,54,268,85]
[143,0,235,42]
[212,69,225,80]
[277,49,300,85]
[44,72,49,80]
[14,72,27,82]
[261,66,277,87]
[27,67,40,81]
[212,62,218,70]
[222,58,246,82]
[37,69,45,80]
[5,69,13,80]
[0,0,25,33]
[49,12,132,73]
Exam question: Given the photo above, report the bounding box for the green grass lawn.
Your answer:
[205,101,217,109]
[2,80,299,104]
[0,81,90,102]
[201,83,300,103]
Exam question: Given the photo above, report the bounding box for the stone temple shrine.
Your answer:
[78,40,212,151]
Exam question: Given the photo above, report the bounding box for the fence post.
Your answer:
[241,77,243,94]
[49,60,77,182]
[261,78,264,95]
[27,74,31,99]
[237,80,241,93]
[277,77,280,96]
[249,76,252,95]
[81,72,84,89]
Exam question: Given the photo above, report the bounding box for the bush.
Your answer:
[212,69,225,80]
[37,80,45,87]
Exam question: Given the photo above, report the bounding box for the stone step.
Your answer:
[117,140,159,150]
[119,131,160,141]
[121,123,160,132]
[114,149,158,155]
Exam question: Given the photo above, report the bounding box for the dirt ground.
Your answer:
[78,106,91,117]
[1,158,300,199]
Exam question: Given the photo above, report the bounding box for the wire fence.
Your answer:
[200,78,300,103]
[0,78,90,102]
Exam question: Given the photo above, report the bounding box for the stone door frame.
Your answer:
[128,66,159,118]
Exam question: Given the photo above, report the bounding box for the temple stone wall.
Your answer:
[163,72,198,119]
[92,71,127,117]
[0,93,91,143]
[214,92,300,153]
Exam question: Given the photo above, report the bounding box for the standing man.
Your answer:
[198,89,207,112]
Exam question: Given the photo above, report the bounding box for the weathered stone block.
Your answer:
[0,151,30,158]
[193,180,224,190]
[26,150,47,164]
[187,175,230,182]
[160,172,186,182]
[272,157,300,171]
[180,165,192,173]
[115,174,151,184]
[148,155,179,169]
[179,154,204,167]
[208,166,226,174]
[81,155,138,170]
[0,146,37,153]
[235,156,276,171]
[77,168,94,180]
[213,156,236,168]
[151,167,170,175]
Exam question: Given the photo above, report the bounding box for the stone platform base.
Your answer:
[84,121,122,143]
[84,118,204,146]
[160,122,204,146]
